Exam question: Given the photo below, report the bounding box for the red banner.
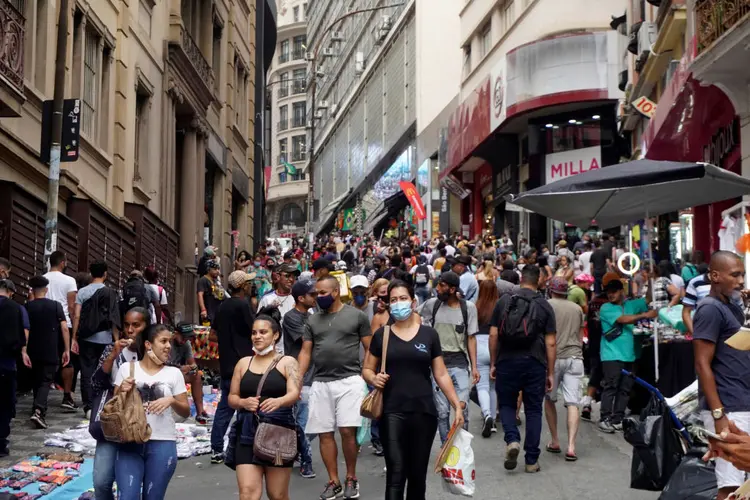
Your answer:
[399,181,426,220]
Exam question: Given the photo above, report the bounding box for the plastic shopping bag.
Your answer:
[356,417,371,446]
[439,428,475,497]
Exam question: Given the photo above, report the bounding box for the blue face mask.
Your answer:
[390,300,413,321]
[353,294,367,307]
[316,294,335,311]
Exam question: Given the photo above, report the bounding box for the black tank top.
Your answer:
[239,362,287,401]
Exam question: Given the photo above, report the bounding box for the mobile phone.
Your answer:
[695,426,727,442]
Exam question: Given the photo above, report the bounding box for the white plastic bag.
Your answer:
[440,428,475,496]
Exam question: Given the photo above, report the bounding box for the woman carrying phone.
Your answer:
[228,314,301,500]
[113,325,190,500]
[363,280,464,500]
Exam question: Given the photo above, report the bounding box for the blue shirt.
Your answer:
[0,296,29,371]
[459,271,478,303]
[600,298,648,363]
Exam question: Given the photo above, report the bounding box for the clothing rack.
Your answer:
[721,200,750,279]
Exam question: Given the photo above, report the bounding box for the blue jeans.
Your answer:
[211,378,234,453]
[294,386,314,465]
[496,356,546,465]
[415,286,431,305]
[475,335,497,420]
[93,440,118,500]
[432,366,470,444]
[115,440,178,500]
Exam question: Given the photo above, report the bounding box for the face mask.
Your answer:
[254,261,260,267]
[353,294,367,307]
[438,291,452,302]
[253,344,275,356]
[146,349,164,366]
[390,301,413,321]
[316,294,335,310]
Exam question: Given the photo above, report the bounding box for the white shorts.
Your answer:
[546,358,584,407]
[305,375,366,434]
[702,411,750,490]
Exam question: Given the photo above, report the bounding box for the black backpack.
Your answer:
[120,279,150,316]
[0,299,24,357]
[498,293,544,346]
[79,287,119,339]
[415,264,430,285]
[429,299,469,334]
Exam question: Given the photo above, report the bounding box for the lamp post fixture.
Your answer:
[304,3,404,239]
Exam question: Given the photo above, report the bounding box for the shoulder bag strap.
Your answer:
[431,300,442,328]
[380,326,390,374]
[255,355,282,398]
[129,360,135,378]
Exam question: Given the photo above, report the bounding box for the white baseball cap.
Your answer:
[350,275,369,289]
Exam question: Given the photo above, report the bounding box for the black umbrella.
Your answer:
[506,160,750,228]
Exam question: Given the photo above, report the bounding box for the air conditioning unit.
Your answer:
[322,47,335,57]
[305,51,315,61]
[314,110,324,119]
[381,15,393,31]
[331,31,344,41]
[637,22,657,56]
[354,51,365,75]
[306,120,314,129]
[373,15,392,45]
[317,100,329,109]
[315,67,326,79]
[330,103,339,116]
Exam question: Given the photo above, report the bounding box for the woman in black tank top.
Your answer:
[227,314,301,500]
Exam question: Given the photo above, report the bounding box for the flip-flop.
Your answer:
[546,444,562,454]
[565,452,578,462]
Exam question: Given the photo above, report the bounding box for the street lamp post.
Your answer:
[305,3,404,238]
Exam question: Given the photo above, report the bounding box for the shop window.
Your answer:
[480,22,491,58]
[278,203,305,230]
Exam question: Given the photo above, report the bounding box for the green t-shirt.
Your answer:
[568,285,587,309]
[600,298,648,363]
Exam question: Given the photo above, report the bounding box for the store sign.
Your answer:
[447,77,491,170]
[490,57,507,132]
[703,116,740,167]
[442,174,471,199]
[633,96,657,118]
[399,181,426,220]
[545,146,602,184]
[494,163,515,200]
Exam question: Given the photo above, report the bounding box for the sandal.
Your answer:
[565,452,578,462]
[545,444,562,454]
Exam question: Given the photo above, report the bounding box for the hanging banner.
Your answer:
[399,181,426,220]
[342,208,355,231]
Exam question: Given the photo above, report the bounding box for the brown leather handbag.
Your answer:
[252,356,298,466]
[100,361,152,444]
[360,325,390,420]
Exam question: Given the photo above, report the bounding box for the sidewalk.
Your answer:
[1,388,87,467]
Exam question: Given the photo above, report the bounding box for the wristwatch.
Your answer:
[712,407,726,420]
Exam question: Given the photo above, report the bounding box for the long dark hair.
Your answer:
[475,280,498,326]
[136,324,172,360]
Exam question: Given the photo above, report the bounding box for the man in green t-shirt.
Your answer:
[597,277,657,433]
[568,276,589,313]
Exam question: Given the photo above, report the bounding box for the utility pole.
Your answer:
[44,0,71,264]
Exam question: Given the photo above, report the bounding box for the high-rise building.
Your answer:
[266,0,309,240]
[0,0,277,319]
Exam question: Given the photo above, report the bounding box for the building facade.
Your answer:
[0,0,276,319]
[439,0,627,247]
[266,0,308,239]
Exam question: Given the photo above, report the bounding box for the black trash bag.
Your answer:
[623,393,684,491]
[658,449,717,500]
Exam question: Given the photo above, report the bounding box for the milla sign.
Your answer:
[545,146,602,185]
[703,116,740,167]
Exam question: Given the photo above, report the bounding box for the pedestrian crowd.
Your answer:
[1,231,750,500]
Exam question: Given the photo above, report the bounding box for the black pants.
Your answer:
[381,412,438,500]
[56,351,80,393]
[31,362,58,414]
[0,369,16,450]
[600,361,634,424]
[79,341,107,410]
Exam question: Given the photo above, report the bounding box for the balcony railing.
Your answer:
[696,0,750,55]
[291,117,305,128]
[180,27,214,90]
[278,119,289,131]
[291,151,307,162]
[292,48,305,60]
[279,84,289,98]
[279,52,290,64]
[292,79,306,94]
[0,0,25,91]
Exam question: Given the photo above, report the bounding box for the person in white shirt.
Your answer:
[257,263,299,353]
[44,250,79,411]
[144,266,172,325]
[579,243,593,276]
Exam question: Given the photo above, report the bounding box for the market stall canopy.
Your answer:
[506,161,750,228]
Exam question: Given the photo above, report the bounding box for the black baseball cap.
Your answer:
[292,279,316,300]
[439,271,461,288]
[176,322,196,338]
[456,255,472,266]
[312,258,331,271]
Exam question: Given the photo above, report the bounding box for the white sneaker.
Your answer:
[580,395,592,407]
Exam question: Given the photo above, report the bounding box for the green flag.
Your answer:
[283,162,297,175]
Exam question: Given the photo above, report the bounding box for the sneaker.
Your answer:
[372,441,384,457]
[504,442,521,470]
[581,405,592,421]
[612,421,623,432]
[300,462,316,479]
[319,481,342,499]
[598,419,615,434]
[210,452,224,464]
[195,413,210,425]
[82,406,91,420]
[525,463,541,473]
[344,477,360,499]
[481,416,494,438]
[30,409,47,430]
[491,423,498,433]
[61,396,79,412]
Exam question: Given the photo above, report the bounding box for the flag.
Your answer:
[399,181,426,220]
[283,162,297,175]
[342,208,355,231]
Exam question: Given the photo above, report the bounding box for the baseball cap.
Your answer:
[283,251,294,260]
[456,255,472,266]
[336,260,348,271]
[439,271,461,288]
[350,275,369,289]
[206,260,221,270]
[312,258,331,271]
[276,263,300,275]
[602,271,622,288]
[549,277,569,296]
[227,270,254,288]
[176,322,196,338]
[292,279,316,300]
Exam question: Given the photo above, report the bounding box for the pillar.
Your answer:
[194,120,208,253]
[180,123,198,269]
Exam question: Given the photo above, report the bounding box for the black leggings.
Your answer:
[381,412,438,500]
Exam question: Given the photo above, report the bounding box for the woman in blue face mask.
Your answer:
[363,280,464,500]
